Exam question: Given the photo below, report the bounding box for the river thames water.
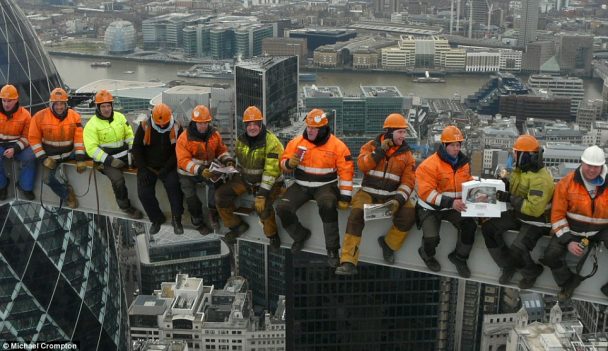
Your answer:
[51,55,605,100]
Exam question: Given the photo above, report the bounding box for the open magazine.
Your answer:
[461,178,506,217]
[207,161,239,183]
[363,202,393,221]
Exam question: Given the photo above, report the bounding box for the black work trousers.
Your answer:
[137,168,183,223]
[417,206,477,259]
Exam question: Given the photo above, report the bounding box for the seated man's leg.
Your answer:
[216,177,249,242]
[417,207,442,272]
[592,229,608,297]
[137,170,164,233]
[445,210,477,278]
[161,169,184,234]
[481,212,520,283]
[383,198,417,260]
[542,234,581,301]
[180,174,204,228]
[44,162,69,200]
[314,183,340,267]
[259,183,282,249]
[100,165,141,219]
[15,147,36,196]
[511,224,546,289]
[336,190,371,274]
[276,183,313,252]
[0,146,7,199]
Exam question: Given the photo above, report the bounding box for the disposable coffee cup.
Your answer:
[295,146,307,160]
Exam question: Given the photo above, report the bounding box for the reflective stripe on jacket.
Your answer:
[281,134,354,198]
[510,167,554,226]
[235,129,284,192]
[551,166,608,238]
[0,107,31,152]
[176,126,232,176]
[29,108,84,161]
[415,150,473,210]
[141,119,179,145]
[358,134,415,205]
[83,111,134,163]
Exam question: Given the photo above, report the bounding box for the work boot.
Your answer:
[123,207,143,220]
[335,262,358,276]
[499,267,517,285]
[291,227,311,253]
[518,264,543,290]
[378,236,395,264]
[65,186,78,209]
[558,275,583,302]
[448,252,471,278]
[418,247,441,272]
[191,216,204,228]
[198,224,212,236]
[224,221,250,244]
[172,216,184,235]
[269,234,281,252]
[601,282,608,298]
[327,249,339,268]
[149,215,166,235]
[16,182,34,201]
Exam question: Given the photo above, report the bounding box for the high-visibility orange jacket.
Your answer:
[416,149,473,210]
[176,124,233,176]
[0,106,31,153]
[358,134,415,205]
[551,166,608,239]
[29,108,85,161]
[281,133,354,200]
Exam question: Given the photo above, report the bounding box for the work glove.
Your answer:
[255,196,266,213]
[338,200,350,210]
[110,157,126,169]
[138,168,154,186]
[287,154,300,169]
[42,157,57,170]
[199,167,212,179]
[76,161,87,174]
[385,199,400,215]
[496,190,511,203]
[381,138,394,152]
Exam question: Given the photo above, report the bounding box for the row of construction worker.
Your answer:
[1,84,607,302]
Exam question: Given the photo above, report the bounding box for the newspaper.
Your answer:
[207,161,239,183]
[363,203,393,221]
[461,178,506,218]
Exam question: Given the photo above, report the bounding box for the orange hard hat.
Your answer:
[0,84,18,100]
[95,89,113,104]
[243,106,263,123]
[305,108,328,128]
[152,103,172,125]
[191,105,212,123]
[513,134,540,152]
[383,113,408,129]
[49,88,69,103]
[440,125,464,143]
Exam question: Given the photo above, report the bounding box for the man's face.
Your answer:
[445,142,461,158]
[246,122,261,137]
[2,98,17,111]
[392,129,407,146]
[306,126,319,141]
[52,102,67,115]
[581,162,603,181]
[196,122,209,133]
[99,103,113,118]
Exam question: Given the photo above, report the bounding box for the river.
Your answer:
[51,55,605,100]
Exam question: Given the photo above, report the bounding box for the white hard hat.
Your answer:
[581,145,606,166]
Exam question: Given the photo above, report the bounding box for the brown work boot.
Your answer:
[269,234,281,252]
[65,186,78,209]
[335,262,358,276]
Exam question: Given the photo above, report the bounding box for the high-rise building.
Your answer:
[518,0,539,48]
[288,29,357,55]
[527,74,584,116]
[0,0,63,113]
[468,0,488,38]
[0,202,128,350]
[522,41,555,72]
[104,21,136,54]
[576,99,603,131]
[557,34,593,77]
[234,56,298,134]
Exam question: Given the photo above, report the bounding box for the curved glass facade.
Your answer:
[0,202,128,350]
[104,21,136,54]
[0,1,64,113]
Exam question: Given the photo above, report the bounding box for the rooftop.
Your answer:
[360,86,402,97]
[303,85,343,98]
[129,295,171,316]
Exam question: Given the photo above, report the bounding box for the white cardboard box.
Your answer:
[461,179,507,218]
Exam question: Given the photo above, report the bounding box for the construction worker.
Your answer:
[276,108,354,268]
[83,90,142,219]
[0,84,36,200]
[132,103,183,234]
[416,125,477,278]
[215,106,284,247]
[29,87,86,208]
[335,113,416,275]
[177,105,234,235]
[481,135,554,289]
[543,145,608,301]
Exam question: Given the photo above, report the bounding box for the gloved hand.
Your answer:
[110,157,126,169]
[199,167,212,179]
[496,190,511,203]
[42,157,57,170]
[288,154,300,169]
[76,161,87,174]
[338,200,350,210]
[225,160,236,168]
[381,138,394,152]
[385,199,400,215]
[138,168,154,186]
[255,196,266,213]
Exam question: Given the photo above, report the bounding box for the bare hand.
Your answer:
[452,198,467,212]
[3,148,14,159]
[567,241,584,257]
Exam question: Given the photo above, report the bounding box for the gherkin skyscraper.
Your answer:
[0,0,64,113]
